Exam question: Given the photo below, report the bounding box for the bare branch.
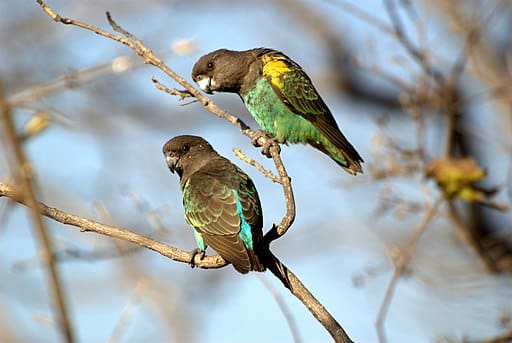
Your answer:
[33,2,357,342]
[383,0,445,86]
[0,87,74,343]
[0,180,351,343]
[36,0,296,242]
[152,77,193,100]
[258,275,302,343]
[107,278,148,343]
[0,181,227,269]
[233,148,281,184]
[446,201,499,273]
[375,196,443,343]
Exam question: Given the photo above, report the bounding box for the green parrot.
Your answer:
[163,135,265,274]
[192,48,363,175]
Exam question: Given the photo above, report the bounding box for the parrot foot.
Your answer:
[250,130,280,158]
[189,248,205,269]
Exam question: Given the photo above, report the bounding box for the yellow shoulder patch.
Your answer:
[184,179,191,189]
[262,55,290,89]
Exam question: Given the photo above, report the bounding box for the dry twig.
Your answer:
[33,2,351,342]
[375,196,443,343]
[0,87,74,343]
[232,148,281,184]
[258,274,302,343]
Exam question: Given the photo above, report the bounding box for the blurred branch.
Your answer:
[376,196,442,343]
[37,0,295,237]
[473,328,512,343]
[0,87,74,343]
[0,181,227,269]
[34,2,352,342]
[432,1,512,274]
[0,180,352,343]
[7,55,142,108]
[258,275,302,343]
[446,201,499,273]
[383,0,445,86]
[107,278,148,343]
[325,0,393,34]
[274,0,402,110]
[92,201,193,342]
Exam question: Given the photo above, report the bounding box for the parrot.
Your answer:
[192,48,364,175]
[163,135,265,273]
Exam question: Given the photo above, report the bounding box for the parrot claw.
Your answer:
[189,248,205,268]
[250,130,280,158]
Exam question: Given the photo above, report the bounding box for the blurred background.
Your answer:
[1,1,512,342]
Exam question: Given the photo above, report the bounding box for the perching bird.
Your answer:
[192,48,364,175]
[163,135,265,274]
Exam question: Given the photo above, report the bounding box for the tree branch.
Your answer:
[0,181,227,269]
[0,87,74,343]
[0,180,351,343]
[375,196,443,343]
[34,2,350,342]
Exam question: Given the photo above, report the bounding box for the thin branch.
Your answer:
[152,77,193,100]
[233,148,281,184]
[446,201,499,273]
[0,181,352,343]
[258,274,302,343]
[0,181,227,269]
[34,2,355,342]
[375,196,443,343]
[8,55,142,108]
[0,87,74,343]
[107,278,148,343]
[263,250,354,342]
[37,0,294,237]
[475,327,512,343]
[383,0,445,86]
[43,1,298,240]
[325,0,394,35]
[267,144,295,236]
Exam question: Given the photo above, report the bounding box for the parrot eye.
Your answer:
[207,62,213,69]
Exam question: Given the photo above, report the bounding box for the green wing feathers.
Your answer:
[262,51,363,173]
[182,160,265,273]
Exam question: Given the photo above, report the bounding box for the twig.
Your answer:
[34,2,355,342]
[0,87,74,343]
[0,181,227,269]
[233,148,281,184]
[264,250,354,342]
[383,0,445,86]
[375,196,443,343]
[325,0,394,35]
[107,278,148,343]
[267,144,295,236]
[257,274,302,343]
[0,181,352,343]
[8,54,142,108]
[446,201,499,273]
[12,246,141,271]
[37,0,294,238]
[151,77,193,100]
[474,327,512,343]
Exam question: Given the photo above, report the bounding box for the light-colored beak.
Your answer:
[166,155,179,173]
[196,76,212,94]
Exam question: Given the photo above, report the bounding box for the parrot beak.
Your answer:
[166,155,179,174]
[195,75,213,94]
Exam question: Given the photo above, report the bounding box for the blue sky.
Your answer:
[1,1,512,342]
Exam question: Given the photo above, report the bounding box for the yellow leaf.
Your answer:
[425,157,487,201]
[23,112,50,139]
